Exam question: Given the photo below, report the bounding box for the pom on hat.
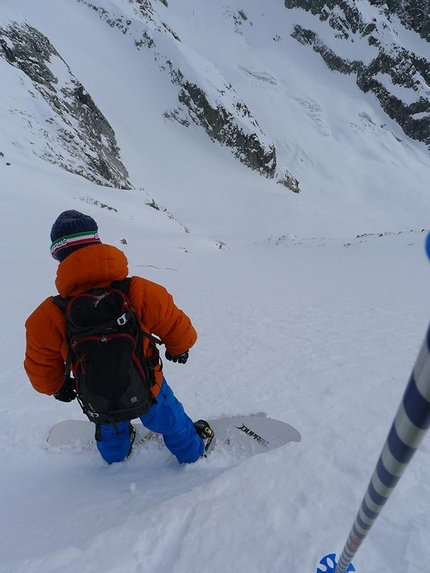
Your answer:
[50,210,101,262]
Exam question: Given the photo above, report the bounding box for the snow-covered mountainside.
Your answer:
[1,0,430,204]
[286,0,430,148]
[1,3,430,572]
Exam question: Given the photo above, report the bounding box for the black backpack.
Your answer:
[54,278,162,426]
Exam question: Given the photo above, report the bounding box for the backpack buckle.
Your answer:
[117,313,128,326]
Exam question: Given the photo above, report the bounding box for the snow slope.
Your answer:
[1,1,430,572]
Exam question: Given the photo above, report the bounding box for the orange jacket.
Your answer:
[24,244,197,397]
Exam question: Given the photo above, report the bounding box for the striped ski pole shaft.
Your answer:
[333,241,430,572]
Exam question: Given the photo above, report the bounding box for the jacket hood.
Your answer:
[55,243,128,297]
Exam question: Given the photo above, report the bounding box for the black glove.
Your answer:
[53,376,76,402]
[165,350,189,364]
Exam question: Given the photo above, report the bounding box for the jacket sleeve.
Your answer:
[24,298,66,395]
[130,277,197,355]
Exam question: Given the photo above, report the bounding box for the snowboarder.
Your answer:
[24,210,213,464]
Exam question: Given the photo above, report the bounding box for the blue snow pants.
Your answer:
[95,378,204,464]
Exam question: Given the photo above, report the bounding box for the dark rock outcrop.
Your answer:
[0,22,131,188]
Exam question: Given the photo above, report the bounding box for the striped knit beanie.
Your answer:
[50,210,101,262]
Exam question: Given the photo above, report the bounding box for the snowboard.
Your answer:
[47,415,301,459]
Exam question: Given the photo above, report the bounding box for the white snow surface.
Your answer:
[1,1,430,572]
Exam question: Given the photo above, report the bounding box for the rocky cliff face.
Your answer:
[0,22,131,188]
[285,0,430,149]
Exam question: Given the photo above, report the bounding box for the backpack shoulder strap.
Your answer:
[110,277,132,295]
[52,294,69,313]
[111,277,163,347]
[51,295,74,381]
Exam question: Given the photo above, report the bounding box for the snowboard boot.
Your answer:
[127,423,137,458]
[194,419,215,456]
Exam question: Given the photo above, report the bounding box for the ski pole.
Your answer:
[335,330,430,572]
[318,232,430,573]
